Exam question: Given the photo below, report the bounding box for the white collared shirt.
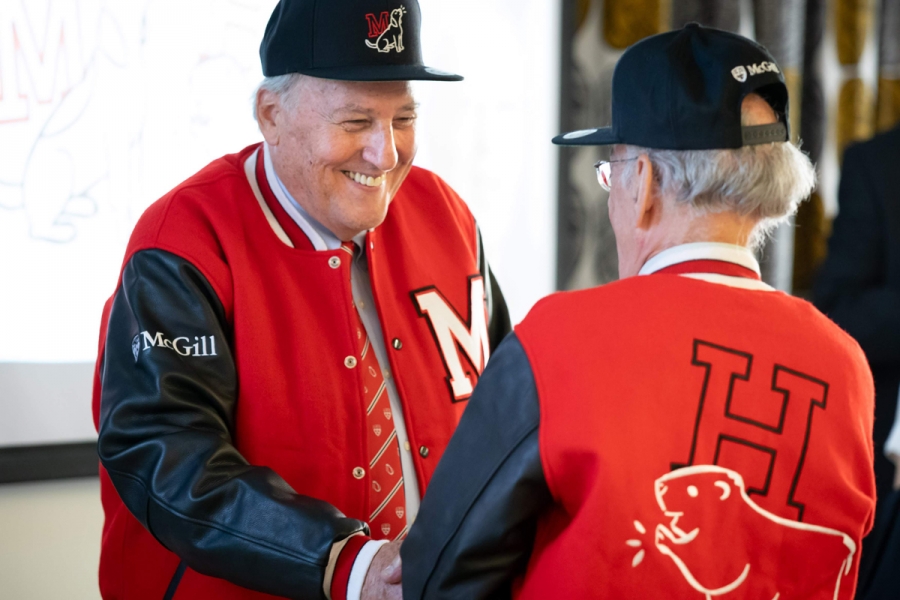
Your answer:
[263,145,417,599]
[639,242,775,292]
[885,391,900,473]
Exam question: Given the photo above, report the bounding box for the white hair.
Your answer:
[252,73,307,121]
[621,130,817,247]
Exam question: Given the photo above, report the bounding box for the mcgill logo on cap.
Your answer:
[732,61,779,82]
[731,66,748,82]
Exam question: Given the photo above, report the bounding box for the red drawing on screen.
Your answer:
[0,0,86,124]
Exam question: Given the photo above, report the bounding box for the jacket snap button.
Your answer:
[344,356,357,368]
[419,446,429,458]
[392,338,402,350]
[329,256,341,269]
[352,467,365,479]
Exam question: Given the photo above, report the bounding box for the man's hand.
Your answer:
[361,540,402,600]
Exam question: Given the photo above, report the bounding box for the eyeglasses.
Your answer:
[594,157,638,191]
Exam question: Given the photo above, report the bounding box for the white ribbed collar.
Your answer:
[263,143,336,251]
[639,242,760,276]
[262,143,369,252]
[638,242,774,292]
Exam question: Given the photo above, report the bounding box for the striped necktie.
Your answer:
[342,242,408,540]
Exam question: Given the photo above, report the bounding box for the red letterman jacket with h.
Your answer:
[92,143,510,600]
[403,252,876,600]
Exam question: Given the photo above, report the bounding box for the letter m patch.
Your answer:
[365,12,390,38]
[412,276,490,402]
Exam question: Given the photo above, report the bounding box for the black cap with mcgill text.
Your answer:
[260,0,462,82]
[554,23,790,149]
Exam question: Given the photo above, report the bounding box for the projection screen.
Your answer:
[0,0,559,480]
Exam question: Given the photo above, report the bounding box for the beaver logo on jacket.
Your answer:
[632,465,855,599]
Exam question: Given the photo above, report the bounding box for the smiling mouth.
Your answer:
[343,170,385,188]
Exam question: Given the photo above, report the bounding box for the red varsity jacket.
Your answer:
[403,252,876,600]
[92,143,509,599]
[515,272,876,598]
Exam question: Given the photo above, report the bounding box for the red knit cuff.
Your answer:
[330,535,370,600]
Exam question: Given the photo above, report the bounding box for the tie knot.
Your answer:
[341,241,358,256]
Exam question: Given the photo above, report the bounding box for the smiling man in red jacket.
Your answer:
[92,2,509,599]
[403,24,876,600]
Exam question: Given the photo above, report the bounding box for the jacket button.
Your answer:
[344,356,357,368]
[392,338,402,350]
[352,467,365,479]
[419,446,429,458]
[329,256,341,269]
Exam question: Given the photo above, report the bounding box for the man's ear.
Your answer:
[633,153,658,231]
[256,89,280,146]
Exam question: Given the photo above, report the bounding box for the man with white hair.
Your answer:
[92,1,509,599]
[403,24,876,599]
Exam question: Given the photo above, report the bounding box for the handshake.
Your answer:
[361,540,404,600]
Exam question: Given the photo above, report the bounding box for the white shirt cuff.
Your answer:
[324,535,354,599]
[885,389,900,465]
[345,539,389,600]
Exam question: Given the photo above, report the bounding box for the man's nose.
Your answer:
[362,121,399,172]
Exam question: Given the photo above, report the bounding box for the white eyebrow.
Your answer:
[330,102,419,118]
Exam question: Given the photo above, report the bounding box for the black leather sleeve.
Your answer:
[97,249,366,600]
[477,225,512,351]
[813,140,900,368]
[402,334,551,600]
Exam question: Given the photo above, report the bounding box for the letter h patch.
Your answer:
[672,340,829,521]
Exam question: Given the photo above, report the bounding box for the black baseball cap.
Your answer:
[260,0,462,82]
[554,24,789,149]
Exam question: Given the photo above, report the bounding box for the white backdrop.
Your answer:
[0,0,559,446]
